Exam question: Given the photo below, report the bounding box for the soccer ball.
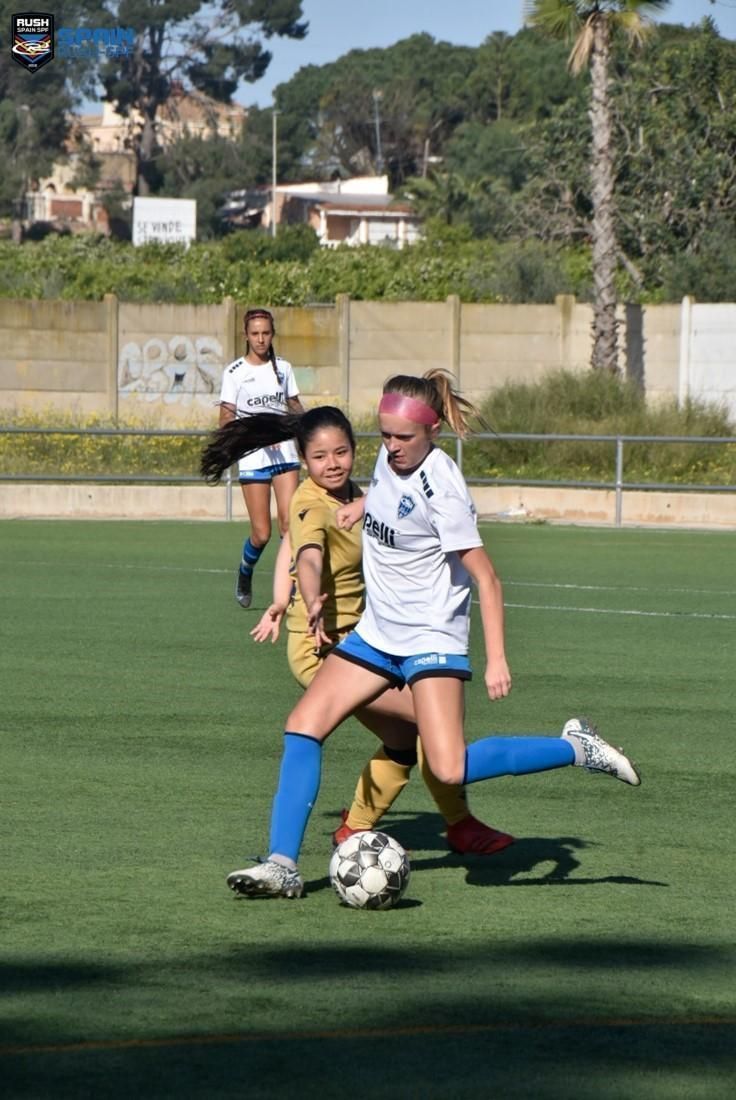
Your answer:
[329,830,410,910]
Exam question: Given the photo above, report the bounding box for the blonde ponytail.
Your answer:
[382,368,485,439]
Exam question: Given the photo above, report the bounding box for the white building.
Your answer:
[269,176,422,249]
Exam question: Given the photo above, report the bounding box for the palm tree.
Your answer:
[524,1,669,372]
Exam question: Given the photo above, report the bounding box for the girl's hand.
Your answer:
[250,604,285,644]
[485,657,512,701]
[336,496,365,530]
[306,593,332,648]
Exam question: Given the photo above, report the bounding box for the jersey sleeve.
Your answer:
[219,364,238,405]
[429,489,483,553]
[280,360,300,399]
[289,498,330,557]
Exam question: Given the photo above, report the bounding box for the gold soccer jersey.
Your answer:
[286,477,365,635]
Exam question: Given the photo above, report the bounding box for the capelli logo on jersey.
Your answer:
[246,392,284,407]
[363,511,397,548]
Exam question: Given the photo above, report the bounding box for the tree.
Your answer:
[0,0,98,236]
[276,35,473,185]
[98,0,307,195]
[525,1,670,371]
[158,132,249,237]
[613,19,736,287]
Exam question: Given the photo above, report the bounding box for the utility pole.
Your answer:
[372,90,384,176]
[271,108,280,238]
[12,105,32,245]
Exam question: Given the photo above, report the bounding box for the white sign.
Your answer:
[132,197,197,246]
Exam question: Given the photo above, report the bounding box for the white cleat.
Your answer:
[562,717,641,786]
[226,859,304,899]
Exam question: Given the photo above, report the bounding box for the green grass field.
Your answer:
[1,519,735,1099]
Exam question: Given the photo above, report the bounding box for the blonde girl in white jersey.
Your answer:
[223,369,641,900]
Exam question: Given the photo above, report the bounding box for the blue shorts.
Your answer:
[333,630,472,688]
[239,462,301,483]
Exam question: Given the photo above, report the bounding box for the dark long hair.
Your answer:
[201,406,356,484]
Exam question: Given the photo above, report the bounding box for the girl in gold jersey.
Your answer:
[203,404,514,856]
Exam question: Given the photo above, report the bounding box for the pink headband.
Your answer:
[378,391,440,426]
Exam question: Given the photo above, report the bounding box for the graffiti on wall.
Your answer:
[118,335,224,405]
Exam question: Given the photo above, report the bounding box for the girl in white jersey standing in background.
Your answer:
[218,308,304,608]
[216,369,641,900]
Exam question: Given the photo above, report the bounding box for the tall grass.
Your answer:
[2,372,734,485]
[0,410,206,478]
[465,371,736,485]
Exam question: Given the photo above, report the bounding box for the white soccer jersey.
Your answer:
[357,445,483,656]
[219,356,300,472]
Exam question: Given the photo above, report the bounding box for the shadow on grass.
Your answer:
[316,810,668,892]
[2,934,734,1099]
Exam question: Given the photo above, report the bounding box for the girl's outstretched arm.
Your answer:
[458,545,512,702]
[250,533,293,644]
[296,546,332,648]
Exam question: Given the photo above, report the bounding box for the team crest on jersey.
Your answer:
[397,494,416,519]
[12,12,54,72]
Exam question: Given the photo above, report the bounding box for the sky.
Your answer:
[79,0,736,112]
[240,0,736,109]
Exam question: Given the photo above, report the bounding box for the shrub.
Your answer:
[2,373,734,486]
[0,410,205,478]
[0,234,592,305]
[467,370,736,485]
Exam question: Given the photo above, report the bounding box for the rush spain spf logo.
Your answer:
[11,11,54,72]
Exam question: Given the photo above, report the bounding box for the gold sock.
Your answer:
[418,738,470,827]
[344,747,413,831]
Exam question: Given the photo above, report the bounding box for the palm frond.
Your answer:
[568,18,595,74]
[525,0,584,42]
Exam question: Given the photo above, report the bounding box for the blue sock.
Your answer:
[269,733,323,863]
[464,736,575,785]
[240,537,264,576]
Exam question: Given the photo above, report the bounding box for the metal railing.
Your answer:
[1,426,734,527]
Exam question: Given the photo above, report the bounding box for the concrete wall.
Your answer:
[271,301,343,405]
[680,301,736,419]
[1,480,733,529]
[0,297,116,417]
[347,299,456,412]
[460,296,595,406]
[640,304,681,407]
[0,293,694,425]
[116,300,234,423]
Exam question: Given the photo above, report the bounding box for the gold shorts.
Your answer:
[287,627,355,689]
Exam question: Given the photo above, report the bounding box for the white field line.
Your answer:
[501,602,736,622]
[4,560,736,620]
[4,558,736,598]
[505,580,736,597]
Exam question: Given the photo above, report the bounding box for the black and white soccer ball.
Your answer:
[329,830,410,910]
